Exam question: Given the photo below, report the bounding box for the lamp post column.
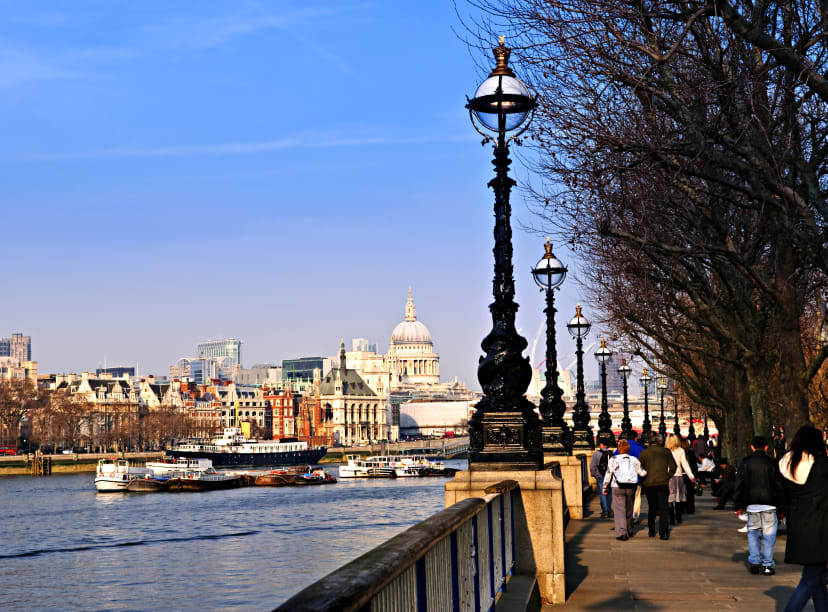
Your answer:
[595,339,614,447]
[658,380,668,437]
[641,369,652,436]
[673,393,681,437]
[687,404,696,441]
[539,282,571,453]
[618,358,633,439]
[703,414,710,440]
[466,39,542,470]
[568,305,594,450]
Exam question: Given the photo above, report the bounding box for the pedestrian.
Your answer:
[665,434,695,524]
[619,435,646,523]
[734,436,787,576]
[681,437,699,515]
[713,458,737,509]
[779,426,828,612]
[692,435,708,463]
[639,432,678,540]
[602,438,647,541]
[590,440,613,518]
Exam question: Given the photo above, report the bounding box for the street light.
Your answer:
[532,238,570,455]
[687,404,696,441]
[658,377,668,437]
[640,368,652,436]
[567,304,594,449]
[673,393,681,437]
[703,414,710,440]
[466,37,542,470]
[617,357,633,439]
[594,338,615,447]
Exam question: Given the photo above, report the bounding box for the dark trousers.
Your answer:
[783,563,828,612]
[683,475,695,514]
[717,480,736,507]
[645,484,670,537]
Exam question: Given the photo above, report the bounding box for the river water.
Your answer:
[0,460,466,611]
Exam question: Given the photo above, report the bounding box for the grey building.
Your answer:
[197,338,243,366]
[0,333,31,362]
[283,357,332,383]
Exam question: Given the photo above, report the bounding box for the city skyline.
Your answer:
[1,1,611,388]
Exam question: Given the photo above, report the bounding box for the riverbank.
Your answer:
[0,452,164,475]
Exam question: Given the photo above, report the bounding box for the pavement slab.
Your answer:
[542,488,816,611]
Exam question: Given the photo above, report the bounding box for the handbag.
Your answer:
[694,481,703,496]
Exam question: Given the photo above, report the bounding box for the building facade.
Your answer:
[197,338,243,366]
[0,333,31,362]
[386,289,440,387]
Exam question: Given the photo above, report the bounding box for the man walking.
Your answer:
[590,441,613,518]
[735,436,787,575]
[638,432,678,540]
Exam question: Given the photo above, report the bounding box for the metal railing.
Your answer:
[275,480,519,612]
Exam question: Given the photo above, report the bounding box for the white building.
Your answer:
[386,289,440,387]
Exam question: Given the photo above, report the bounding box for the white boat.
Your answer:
[360,454,447,477]
[94,458,150,491]
[339,455,397,478]
[145,457,213,478]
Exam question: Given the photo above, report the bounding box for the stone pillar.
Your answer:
[547,453,589,519]
[445,466,567,605]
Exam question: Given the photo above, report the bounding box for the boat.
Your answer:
[339,455,397,478]
[253,470,296,487]
[294,468,337,485]
[125,477,170,492]
[94,458,150,491]
[167,468,244,492]
[146,457,214,477]
[167,427,327,468]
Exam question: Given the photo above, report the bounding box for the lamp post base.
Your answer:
[596,430,616,447]
[468,408,544,471]
[570,427,595,450]
[542,425,571,455]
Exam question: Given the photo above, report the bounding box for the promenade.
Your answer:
[552,491,810,611]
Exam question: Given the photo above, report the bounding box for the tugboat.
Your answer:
[167,427,327,468]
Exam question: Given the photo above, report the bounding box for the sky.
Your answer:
[0,0,611,388]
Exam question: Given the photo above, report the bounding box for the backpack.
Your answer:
[597,450,610,476]
[613,455,639,487]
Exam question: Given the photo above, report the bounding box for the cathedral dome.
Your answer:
[391,320,432,344]
[390,288,432,345]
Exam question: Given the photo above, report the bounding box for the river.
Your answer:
[0,460,466,611]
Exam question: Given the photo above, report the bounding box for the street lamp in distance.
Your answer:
[617,357,633,439]
[532,238,571,455]
[594,338,615,447]
[567,304,594,450]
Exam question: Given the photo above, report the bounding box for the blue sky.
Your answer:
[0,0,605,387]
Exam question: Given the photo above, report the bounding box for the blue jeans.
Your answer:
[783,563,828,612]
[596,475,611,513]
[746,509,777,567]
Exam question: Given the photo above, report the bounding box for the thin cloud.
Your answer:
[24,133,474,162]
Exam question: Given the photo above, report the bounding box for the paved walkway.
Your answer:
[547,488,814,611]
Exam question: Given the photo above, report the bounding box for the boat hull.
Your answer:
[167,475,244,492]
[126,478,170,492]
[167,447,326,468]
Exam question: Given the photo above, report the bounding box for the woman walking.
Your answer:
[603,438,647,540]
[665,434,695,525]
[780,426,828,612]
[681,437,699,515]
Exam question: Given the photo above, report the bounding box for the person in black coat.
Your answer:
[779,426,828,612]
[734,436,787,575]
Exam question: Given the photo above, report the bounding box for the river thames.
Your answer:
[1,460,466,610]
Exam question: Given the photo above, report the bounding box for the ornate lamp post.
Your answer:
[687,404,696,441]
[673,393,681,437]
[640,368,652,436]
[657,377,668,437]
[567,304,594,449]
[618,358,633,439]
[594,338,615,447]
[703,414,710,440]
[532,238,570,455]
[465,38,542,470]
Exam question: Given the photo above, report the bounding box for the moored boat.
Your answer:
[167,468,244,492]
[95,458,150,491]
[168,428,326,468]
[125,477,170,492]
[339,455,396,478]
[294,468,337,485]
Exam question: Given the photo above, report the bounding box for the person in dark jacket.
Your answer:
[734,436,787,575]
[779,426,828,612]
[638,432,677,540]
[682,437,699,515]
[713,459,737,509]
